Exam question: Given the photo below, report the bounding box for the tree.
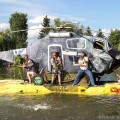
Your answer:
[54,18,62,27]
[0,29,14,51]
[96,28,104,38]
[54,18,63,32]
[0,32,4,51]
[38,15,51,39]
[108,29,120,50]
[84,26,93,36]
[9,12,28,49]
[53,18,83,35]
[75,25,84,35]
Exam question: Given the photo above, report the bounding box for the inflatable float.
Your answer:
[0,80,120,96]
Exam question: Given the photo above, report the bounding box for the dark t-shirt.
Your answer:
[28,59,36,72]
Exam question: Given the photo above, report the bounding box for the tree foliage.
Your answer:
[38,15,51,39]
[0,29,15,51]
[13,54,23,79]
[53,18,84,35]
[84,26,93,36]
[96,28,104,38]
[54,18,62,28]
[76,25,84,35]
[108,29,120,50]
[9,12,28,48]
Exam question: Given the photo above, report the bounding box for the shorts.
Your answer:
[52,66,61,75]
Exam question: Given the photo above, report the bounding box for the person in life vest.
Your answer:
[51,52,62,85]
[23,55,37,83]
[73,52,96,86]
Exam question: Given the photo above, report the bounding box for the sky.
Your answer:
[0,0,120,44]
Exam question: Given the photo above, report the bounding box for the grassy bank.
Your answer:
[0,67,120,87]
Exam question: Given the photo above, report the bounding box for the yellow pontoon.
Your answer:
[0,80,120,96]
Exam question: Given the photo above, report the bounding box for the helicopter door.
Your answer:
[48,44,63,71]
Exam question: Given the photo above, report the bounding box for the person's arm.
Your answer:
[57,57,62,66]
[22,62,25,67]
[78,59,83,67]
[51,58,55,66]
[22,60,28,68]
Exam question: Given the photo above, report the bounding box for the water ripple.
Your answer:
[16,103,51,111]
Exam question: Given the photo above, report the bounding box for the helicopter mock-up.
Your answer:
[0,31,120,81]
[25,31,120,80]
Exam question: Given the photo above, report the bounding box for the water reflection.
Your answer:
[0,94,120,120]
[0,67,25,80]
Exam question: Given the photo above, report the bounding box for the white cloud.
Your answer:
[28,15,56,25]
[0,23,9,30]
[59,14,86,22]
[102,29,111,34]
[28,16,45,24]
[0,0,31,6]
[28,25,42,38]
[102,29,111,37]
[0,0,47,18]
[27,15,57,38]
[27,24,43,45]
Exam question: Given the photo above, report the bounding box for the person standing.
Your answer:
[51,52,62,85]
[73,52,96,86]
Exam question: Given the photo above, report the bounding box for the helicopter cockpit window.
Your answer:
[93,41,104,50]
[66,38,86,49]
[108,42,114,50]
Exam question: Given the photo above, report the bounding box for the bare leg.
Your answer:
[27,72,35,83]
[58,74,61,85]
[27,72,32,83]
[51,75,55,84]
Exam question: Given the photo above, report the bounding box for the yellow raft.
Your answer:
[0,80,120,96]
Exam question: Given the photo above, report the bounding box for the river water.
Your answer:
[0,68,120,120]
[0,94,120,120]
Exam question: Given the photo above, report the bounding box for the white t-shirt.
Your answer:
[78,57,88,70]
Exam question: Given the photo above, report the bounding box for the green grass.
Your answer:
[114,67,120,76]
